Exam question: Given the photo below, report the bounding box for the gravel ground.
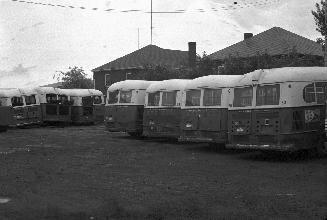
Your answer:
[0,125,326,220]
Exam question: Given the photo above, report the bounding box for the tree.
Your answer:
[312,0,326,37]
[54,66,93,89]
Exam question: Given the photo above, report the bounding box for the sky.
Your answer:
[0,0,323,88]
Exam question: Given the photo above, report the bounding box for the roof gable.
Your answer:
[208,27,323,60]
[93,45,188,72]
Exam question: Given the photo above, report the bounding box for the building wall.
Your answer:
[93,69,146,94]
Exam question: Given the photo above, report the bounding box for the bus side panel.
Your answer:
[41,103,71,123]
[12,107,25,126]
[105,105,144,133]
[180,108,228,143]
[71,106,94,124]
[94,105,104,123]
[143,108,181,138]
[228,109,252,145]
[25,105,42,125]
[0,106,12,129]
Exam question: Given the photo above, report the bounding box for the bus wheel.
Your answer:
[128,132,142,137]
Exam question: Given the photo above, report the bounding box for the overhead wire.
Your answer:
[10,0,282,14]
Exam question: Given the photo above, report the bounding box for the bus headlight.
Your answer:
[185,122,192,128]
[149,120,155,125]
[106,116,113,121]
[236,127,244,132]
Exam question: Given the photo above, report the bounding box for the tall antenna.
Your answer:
[150,0,153,45]
[138,28,140,49]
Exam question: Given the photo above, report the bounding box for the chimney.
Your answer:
[188,42,196,69]
[244,33,253,40]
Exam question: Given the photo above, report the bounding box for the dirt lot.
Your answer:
[0,125,326,220]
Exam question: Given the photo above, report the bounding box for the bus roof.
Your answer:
[185,75,243,90]
[146,79,191,93]
[35,87,60,95]
[88,89,103,96]
[236,67,327,86]
[0,88,21,97]
[18,87,38,96]
[60,89,91,97]
[108,80,155,92]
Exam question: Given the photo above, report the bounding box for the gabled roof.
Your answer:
[208,27,324,60]
[93,45,188,72]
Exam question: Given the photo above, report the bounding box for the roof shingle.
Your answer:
[208,27,324,60]
[92,45,188,72]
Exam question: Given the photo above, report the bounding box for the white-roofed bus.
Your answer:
[18,87,42,125]
[0,89,22,129]
[227,67,327,156]
[179,75,242,143]
[61,89,98,124]
[105,80,155,136]
[35,87,72,124]
[88,89,105,123]
[143,79,190,139]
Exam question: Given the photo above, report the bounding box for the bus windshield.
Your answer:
[203,89,222,106]
[11,96,24,107]
[119,90,132,103]
[46,93,57,103]
[162,91,176,106]
[304,82,327,104]
[148,92,160,106]
[25,95,37,105]
[108,90,118,104]
[233,87,253,107]
[256,84,280,106]
[185,89,201,106]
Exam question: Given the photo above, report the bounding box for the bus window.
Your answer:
[162,91,176,106]
[11,96,24,107]
[119,91,132,103]
[82,96,93,106]
[303,83,326,104]
[203,89,221,106]
[148,92,160,106]
[58,95,68,104]
[93,95,102,105]
[256,84,280,106]
[185,90,201,106]
[108,90,118,104]
[25,95,36,105]
[46,94,57,103]
[233,87,253,107]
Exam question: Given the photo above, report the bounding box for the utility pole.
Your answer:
[325,0,327,66]
[150,0,153,45]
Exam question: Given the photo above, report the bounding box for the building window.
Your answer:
[105,74,111,87]
[185,89,201,106]
[162,91,176,106]
[256,84,280,106]
[203,89,222,106]
[233,87,253,107]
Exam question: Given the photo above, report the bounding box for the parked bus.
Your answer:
[35,87,72,124]
[0,88,26,127]
[0,89,21,129]
[62,89,96,124]
[179,75,242,143]
[143,79,190,139]
[105,80,155,136]
[227,67,327,156]
[19,87,42,125]
[88,89,105,123]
